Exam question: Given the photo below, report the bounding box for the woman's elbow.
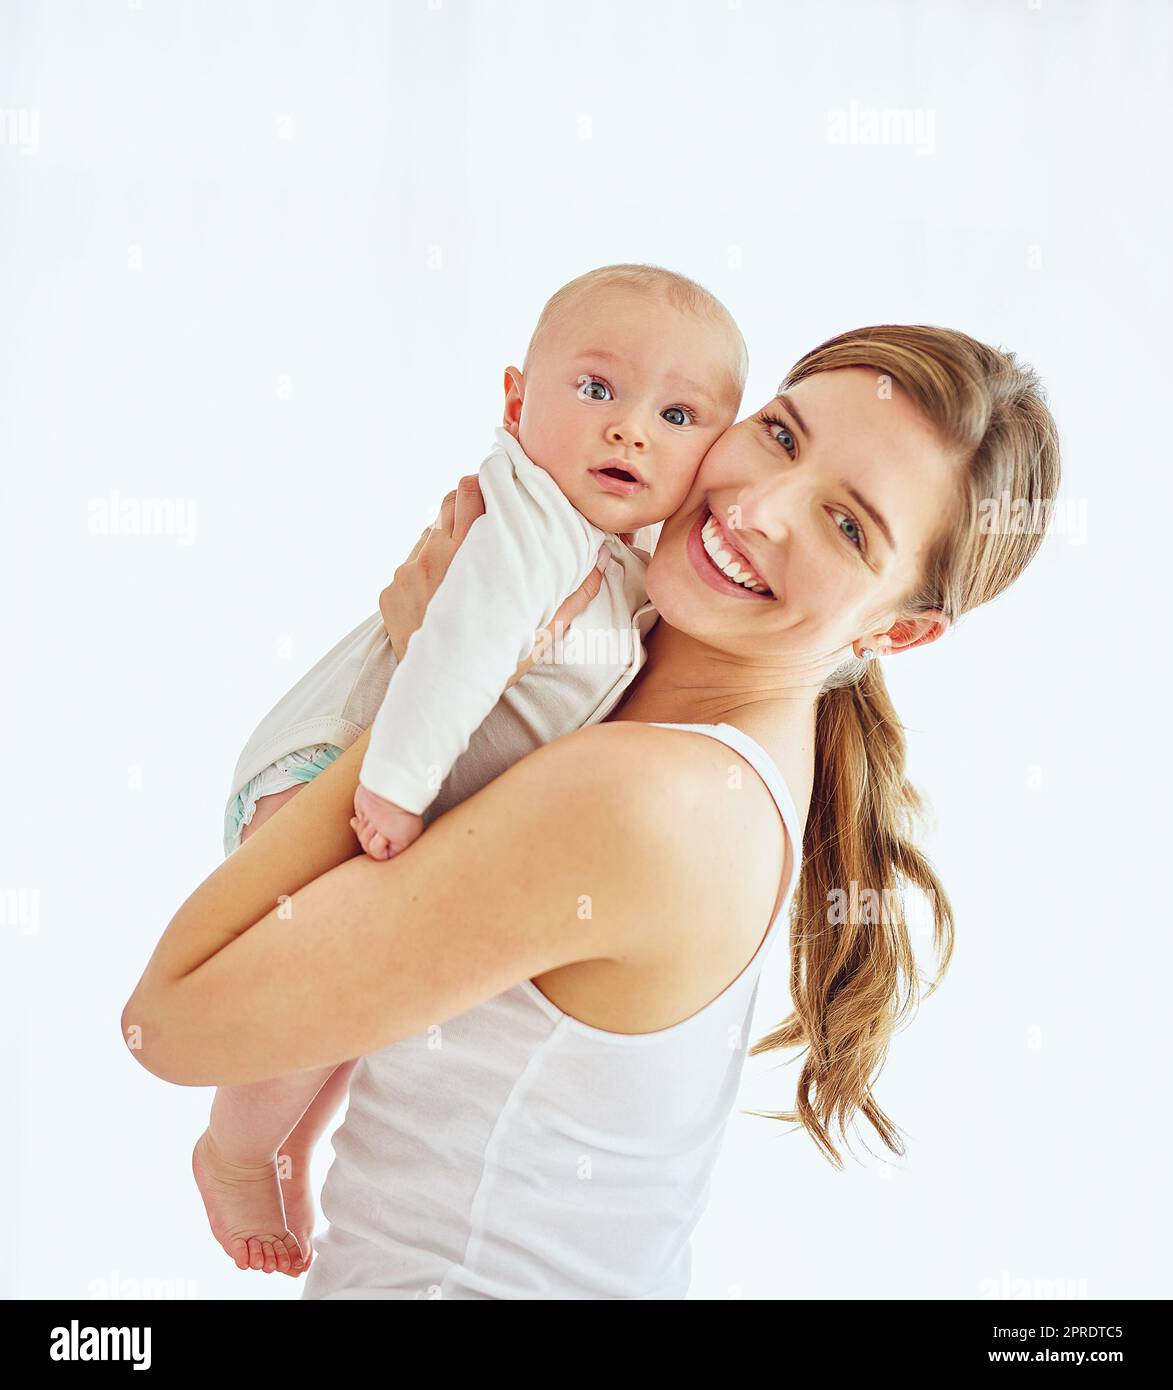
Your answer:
[120,988,198,1087]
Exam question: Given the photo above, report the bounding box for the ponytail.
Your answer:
[746,660,954,1168]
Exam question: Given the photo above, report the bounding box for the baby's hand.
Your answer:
[351,784,424,861]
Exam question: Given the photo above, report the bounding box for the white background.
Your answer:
[2,0,1169,1300]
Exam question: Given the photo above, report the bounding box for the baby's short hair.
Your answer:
[522,262,748,404]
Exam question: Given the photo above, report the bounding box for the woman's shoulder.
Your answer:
[527,720,789,897]
[533,719,792,977]
[544,717,728,791]
[461,718,791,986]
[549,717,768,791]
[556,715,766,777]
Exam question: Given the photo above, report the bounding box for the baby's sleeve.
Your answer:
[358,448,603,815]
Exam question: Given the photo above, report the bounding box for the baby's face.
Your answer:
[505,286,743,533]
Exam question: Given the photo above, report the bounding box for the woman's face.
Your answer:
[646,366,959,665]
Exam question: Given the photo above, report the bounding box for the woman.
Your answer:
[122,324,1061,1299]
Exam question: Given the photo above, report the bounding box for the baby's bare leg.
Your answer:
[194,1062,339,1274]
[208,1065,339,1165]
[273,1054,360,1277]
[194,783,344,1273]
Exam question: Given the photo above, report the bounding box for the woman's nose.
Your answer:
[733,477,792,544]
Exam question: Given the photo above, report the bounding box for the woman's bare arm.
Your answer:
[121,720,709,1088]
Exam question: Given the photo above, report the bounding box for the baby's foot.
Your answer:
[191,1129,307,1275]
[352,784,425,861]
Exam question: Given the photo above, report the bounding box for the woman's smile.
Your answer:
[685,503,776,600]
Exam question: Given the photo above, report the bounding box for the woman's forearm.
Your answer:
[124,729,372,1018]
[120,716,657,1086]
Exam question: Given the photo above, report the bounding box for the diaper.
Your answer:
[224,742,344,857]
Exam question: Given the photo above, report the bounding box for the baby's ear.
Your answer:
[502,365,524,433]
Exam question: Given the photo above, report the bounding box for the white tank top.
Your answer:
[301,721,804,1301]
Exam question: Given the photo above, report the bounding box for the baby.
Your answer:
[194,263,748,1274]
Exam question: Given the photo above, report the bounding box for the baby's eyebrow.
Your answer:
[574,349,719,407]
[574,348,628,371]
[672,375,719,405]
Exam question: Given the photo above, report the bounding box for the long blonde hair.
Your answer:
[746,325,1062,1168]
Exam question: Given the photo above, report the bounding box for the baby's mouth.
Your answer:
[589,462,648,497]
[595,457,646,487]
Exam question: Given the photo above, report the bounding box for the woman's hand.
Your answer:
[379,474,613,690]
[379,476,486,662]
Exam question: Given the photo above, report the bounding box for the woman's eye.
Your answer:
[833,510,865,551]
[758,411,797,457]
[577,376,612,402]
[662,406,693,427]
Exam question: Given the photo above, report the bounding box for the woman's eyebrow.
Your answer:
[842,484,897,554]
[776,391,897,554]
[775,391,813,441]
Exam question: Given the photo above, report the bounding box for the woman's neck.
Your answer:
[606,618,824,757]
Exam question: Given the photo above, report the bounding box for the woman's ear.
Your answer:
[878,611,951,656]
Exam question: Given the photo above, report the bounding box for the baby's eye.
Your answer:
[661,406,694,427]
[577,375,612,402]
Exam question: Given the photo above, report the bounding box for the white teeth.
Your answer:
[701,512,770,593]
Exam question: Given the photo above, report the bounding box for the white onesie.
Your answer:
[223,427,660,852]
